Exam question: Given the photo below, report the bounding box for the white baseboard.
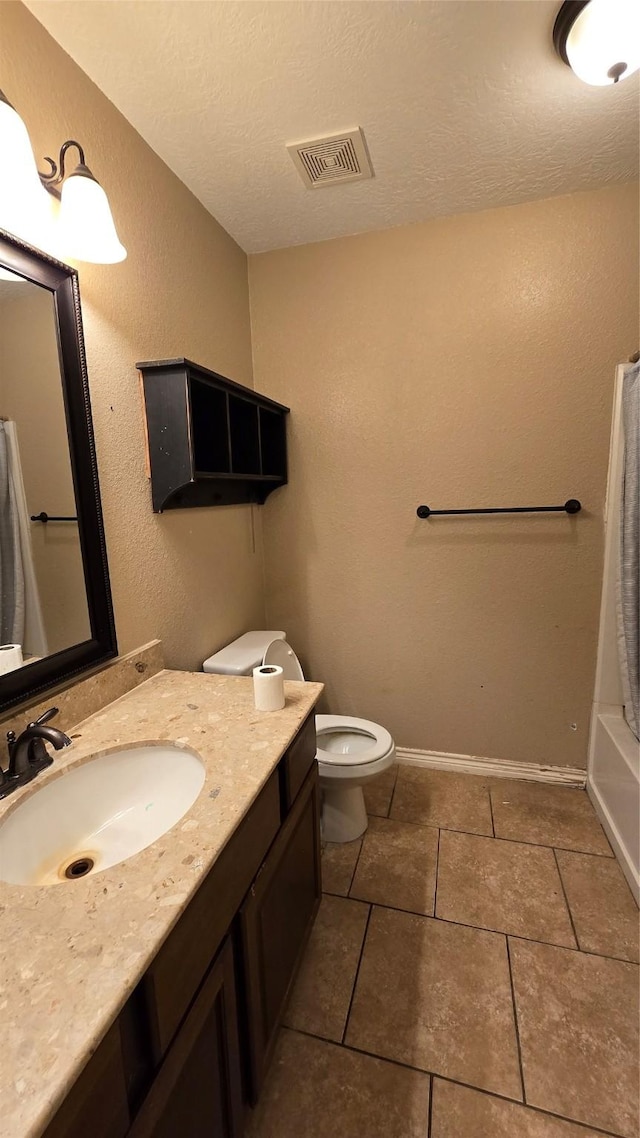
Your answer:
[395,747,586,788]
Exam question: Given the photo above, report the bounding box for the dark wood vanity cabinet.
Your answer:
[43,713,319,1138]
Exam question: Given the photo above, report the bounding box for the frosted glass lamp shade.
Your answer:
[557,0,640,86]
[58,164,126,264]
[0,92,55,251]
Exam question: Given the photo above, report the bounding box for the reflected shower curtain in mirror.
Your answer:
[0,421,25,645]
[617,361,640,741]
[0,423,47,658]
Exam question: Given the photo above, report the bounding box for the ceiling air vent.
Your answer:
[287,128,373,189]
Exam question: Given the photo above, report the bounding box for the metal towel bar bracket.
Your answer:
[30,512,78,523]
[416,499,581,519]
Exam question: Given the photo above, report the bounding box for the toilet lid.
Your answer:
[315,714,394,767]
[262,639,305,681]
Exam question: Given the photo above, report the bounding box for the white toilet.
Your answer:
[203,631,395,843]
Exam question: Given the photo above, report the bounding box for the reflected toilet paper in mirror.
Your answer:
[0,645,23,675]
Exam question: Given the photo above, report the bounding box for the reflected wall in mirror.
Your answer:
[0,270,90,664]
[0,231,116,711]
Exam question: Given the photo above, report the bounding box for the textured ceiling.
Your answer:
[25,0,640,253]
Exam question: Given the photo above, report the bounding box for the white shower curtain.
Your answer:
[617,361,640,741]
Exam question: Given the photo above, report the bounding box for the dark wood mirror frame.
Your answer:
[0,229,117,712]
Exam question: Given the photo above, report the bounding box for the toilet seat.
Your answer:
[315,715,394,768]
[262,639,305,680]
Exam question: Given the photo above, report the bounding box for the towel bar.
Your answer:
[416,499,581,518]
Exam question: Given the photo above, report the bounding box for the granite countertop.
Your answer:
[0,669,323,1138]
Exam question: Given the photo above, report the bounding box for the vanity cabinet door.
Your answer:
[239,764,321,1103]
[127,936,243,1138]
[43,1022,129,1138]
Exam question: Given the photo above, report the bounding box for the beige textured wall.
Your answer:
[250,183,639,768]
[0,287,90,653]
[0,2,264,670]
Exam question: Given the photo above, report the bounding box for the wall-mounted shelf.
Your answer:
[137,358,290,512]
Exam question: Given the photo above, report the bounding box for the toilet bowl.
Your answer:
[203,631,396,843]
[314,715,395,842]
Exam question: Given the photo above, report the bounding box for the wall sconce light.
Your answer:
[40,141,126,264]
[0,90,54,254]
[553,0,640,86]
[0,89,126,264]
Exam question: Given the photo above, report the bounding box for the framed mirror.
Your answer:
[0,229,116,712]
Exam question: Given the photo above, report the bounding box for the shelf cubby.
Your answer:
[229,395,261,476]
[259,406,287,479]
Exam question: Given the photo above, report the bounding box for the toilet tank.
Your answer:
[203,631,286,676]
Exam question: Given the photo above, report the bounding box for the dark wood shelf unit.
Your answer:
[137,358,290,512]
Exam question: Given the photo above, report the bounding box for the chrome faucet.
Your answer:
[0,707,72,800]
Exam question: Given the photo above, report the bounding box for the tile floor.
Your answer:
[246,764,640,1138]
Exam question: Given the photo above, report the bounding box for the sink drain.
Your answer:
[64,856,95,880]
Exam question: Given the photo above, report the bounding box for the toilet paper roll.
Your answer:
[0,644,23,675]
[253,664,285,711]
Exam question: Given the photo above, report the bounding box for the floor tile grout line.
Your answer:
[552,845,581,950]
[488,785,496,837]
[433,827,441,918]
[283,1028,629,1138]
[346,834,366,897]
[319,890,638,965]
[381,811,614,858]
[427,1073,434,1138]
[505,934,526,1105]
[340,902,373,1046]
[386,769,399,819]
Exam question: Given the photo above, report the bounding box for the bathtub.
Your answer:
[587,364,639,904]
[589,711,639,903]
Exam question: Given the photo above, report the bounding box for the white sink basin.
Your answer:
[0,745,205,886]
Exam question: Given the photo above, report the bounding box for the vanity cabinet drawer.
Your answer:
[143,770,280,1062]
[43,1022,129,1138]
[279,711,316,813]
